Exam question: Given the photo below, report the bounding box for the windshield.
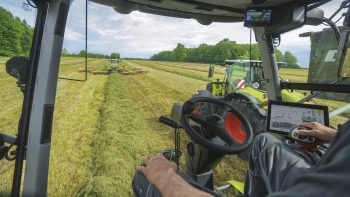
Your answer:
[1,0,350,196]
[0,0,37,194]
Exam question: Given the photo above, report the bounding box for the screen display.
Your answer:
[244,8,272,27]
[267,101,329,135]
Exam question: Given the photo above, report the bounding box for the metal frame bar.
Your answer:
[254,27,282,101]
[11,1,50,195]
[330,103,350,117]
[281,82,350,93]
[11,0,71,196]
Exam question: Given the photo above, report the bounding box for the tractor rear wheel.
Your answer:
[226,98,266,160]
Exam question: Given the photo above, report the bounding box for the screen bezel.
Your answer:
[267,101,329,135]
[244,7,273,27]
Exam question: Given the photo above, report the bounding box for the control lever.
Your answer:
[159,116,183,167]
[159,116,183,129]
[162,149,181,161]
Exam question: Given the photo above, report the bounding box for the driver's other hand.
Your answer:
[137,154,177,185]
[296,122,337,143]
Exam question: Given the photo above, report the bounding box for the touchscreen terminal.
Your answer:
[267,101,329,135]
[244,8,272,27]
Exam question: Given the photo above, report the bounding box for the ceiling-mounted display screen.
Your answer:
[244,8,272,27]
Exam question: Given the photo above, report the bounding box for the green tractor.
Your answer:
[206,59,305,102]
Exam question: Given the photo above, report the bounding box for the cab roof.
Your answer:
[224,60,287,67]
[90,0,328,25]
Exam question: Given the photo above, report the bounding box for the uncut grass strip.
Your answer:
[78,73,170,196]
[128,60,212,82]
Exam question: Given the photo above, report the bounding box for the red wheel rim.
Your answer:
[224,112,247,144]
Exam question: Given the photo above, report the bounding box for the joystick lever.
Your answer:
[159,116,182,167]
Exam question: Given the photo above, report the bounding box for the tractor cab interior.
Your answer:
[1,0,350,196]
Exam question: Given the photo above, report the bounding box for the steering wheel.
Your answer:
[180,97,254,154]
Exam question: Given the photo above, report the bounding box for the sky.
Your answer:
[1,0,345,67]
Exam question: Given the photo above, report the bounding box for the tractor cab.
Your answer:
[224,60,264,91]
[222,60,288,92]
[1,0,350,196]
[207,60,265,97]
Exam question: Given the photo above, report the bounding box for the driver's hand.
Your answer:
[137,154,177,186]
[296,122,337,143]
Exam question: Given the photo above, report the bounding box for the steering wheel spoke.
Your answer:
[187,114,208,126]
[216,105,231,118]
[216,126,237,146]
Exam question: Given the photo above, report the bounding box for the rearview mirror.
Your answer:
[5,56,29,84]
[305,8,324,26]
[208,65,214,78]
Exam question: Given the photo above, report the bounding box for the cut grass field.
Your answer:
[0,58,348,196]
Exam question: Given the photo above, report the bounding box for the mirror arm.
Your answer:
[322,19,341,43]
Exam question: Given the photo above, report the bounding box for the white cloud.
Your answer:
[69,0,343,59]
[61,1,255,58]
[64,28,84,41]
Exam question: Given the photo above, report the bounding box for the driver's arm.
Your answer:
[137,154,213,197]
[296,122,337,143]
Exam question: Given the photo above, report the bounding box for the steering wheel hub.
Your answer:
[208,114,224,125]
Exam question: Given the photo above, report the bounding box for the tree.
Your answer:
[61,48,68,56]
[284,51,300,68]
[211,39,235,63]
[0,7,33,56]
[79,50,87,57]
[173,43,187,62]
[275,48,284,62]
[150,38,299,67]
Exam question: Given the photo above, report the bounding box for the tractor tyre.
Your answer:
[227,98,266,160]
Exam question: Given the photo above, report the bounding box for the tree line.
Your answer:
[0,7,33,56]
[61,49,120,59]
[151,39,300,68]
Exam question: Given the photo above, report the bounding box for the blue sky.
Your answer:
[1,0,344,67]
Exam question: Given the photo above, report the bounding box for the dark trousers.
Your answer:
[132,170,223,197]
[244,133,320,197]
